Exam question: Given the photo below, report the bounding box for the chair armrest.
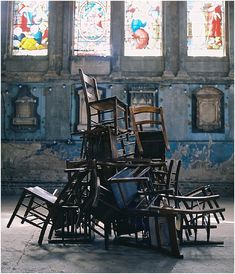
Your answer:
[149,205,225,215]
[184,185,209,196]
[64,167,87,173]
[159,193,220,202]
[109,177,150,183]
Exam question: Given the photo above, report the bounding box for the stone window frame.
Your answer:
[1,1,232,78]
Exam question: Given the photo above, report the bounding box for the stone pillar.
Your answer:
[227,1,234,78]
[162,1,175,78]
[176,1,189,79]
[1,2,10,72]
[111,1,124,78]
[61,1,73,76]
[45,1,63,78]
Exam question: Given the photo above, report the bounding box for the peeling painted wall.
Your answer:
[1,141,83,183]
[167,142,234,182]
[1,1,234,196]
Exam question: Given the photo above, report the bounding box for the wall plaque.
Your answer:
[12,85,39,131]
[192,87,224,133]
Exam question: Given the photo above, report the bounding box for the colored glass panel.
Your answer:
[74,0,111,56]
[124,0,162,56]
[12,0,48,56]
[187,1,225,57]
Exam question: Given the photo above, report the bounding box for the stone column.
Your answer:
[61,1,73,76]
[162,1,175,78]
[176,1,189,79]
[111,1,124,78]
[45,1,63,78]
[227,1,234,78]
[1,2,11,72]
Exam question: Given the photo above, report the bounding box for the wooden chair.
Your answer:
[7,160,92,245]
[151,193,226,245]
[80,122,135,162]
[167,159,181,196]
[177,184,226,242]
[88,161,183,258]
[150,159,174,193]
[79,68,129,136]
[129,105,170,160]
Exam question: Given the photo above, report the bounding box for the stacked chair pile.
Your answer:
[7,69,225,259]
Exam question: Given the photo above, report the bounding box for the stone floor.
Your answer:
[1,195,234,273]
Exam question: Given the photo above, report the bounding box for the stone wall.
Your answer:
[1,1,234,196]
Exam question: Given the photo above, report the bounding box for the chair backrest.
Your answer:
[164,159,174,189]
[59,161,92,206]
[108,165,153,209]
[109,167,139,209]
[79,68,100,129]
[129,105,170,158]
[79,68,99,104]
[168,160,181,195]
[130,105,163,130]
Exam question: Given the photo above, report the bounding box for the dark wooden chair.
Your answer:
[7,160,92,245]
[88,161,183,258]
[150,193,226,245]
[79,68,129,136]
[181,185,225,224]
[129,105,170,160]
[166,159,181,196]
[150,159,174,193]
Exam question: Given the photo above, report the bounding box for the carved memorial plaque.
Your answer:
[194,87,223,132]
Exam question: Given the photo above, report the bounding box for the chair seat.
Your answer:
[25,186,58,204]
[89,97,127,112]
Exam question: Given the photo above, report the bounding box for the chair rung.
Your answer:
[182,225,217,229]
[25,209,48,220]
[16,214,44,229]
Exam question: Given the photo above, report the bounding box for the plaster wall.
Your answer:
[1,1,234,195]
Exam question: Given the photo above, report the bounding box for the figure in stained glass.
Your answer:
[187,1,225,57]
[12,0,48,56]
[124,0,162,56]
[73,0,110,56]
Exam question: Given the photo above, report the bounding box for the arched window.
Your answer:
[12,0,49,56]
[73,0,111,56]
[124,0,162,56]
[187,1,225,57]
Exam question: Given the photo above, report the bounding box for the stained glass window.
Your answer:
[12,0,49,56]
[124,0,162,56]
[74,0,111,56]
[187,1,225,57]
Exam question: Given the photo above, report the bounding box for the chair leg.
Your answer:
[206,214,211,242]
[104,222,110,250]
[194,215,198,242]
[21,195,34,224]
[167,215,183,258]
[7,190,26,228]
[114,104,118,135]
[38,215,51,245]
[177,215,183,244]
[48,222,55,241]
